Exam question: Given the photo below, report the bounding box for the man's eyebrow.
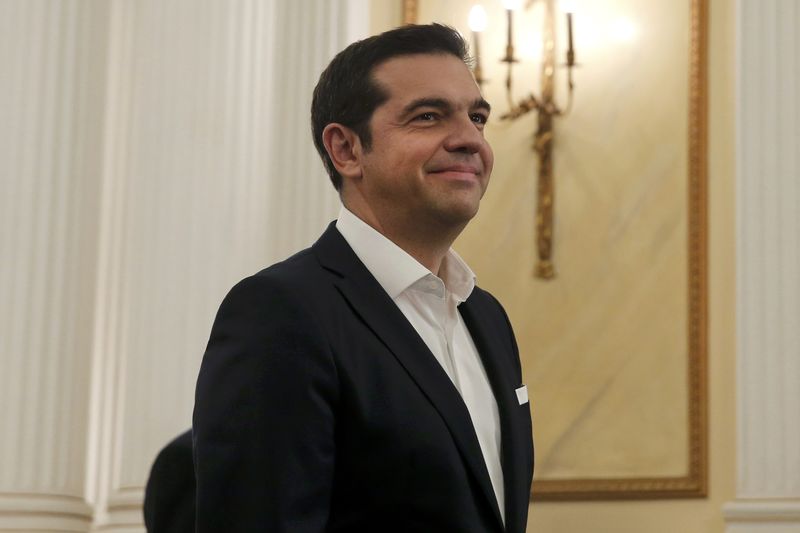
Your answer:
[400,98,452,118]
[472,98,491,113]
[399,97,491,118]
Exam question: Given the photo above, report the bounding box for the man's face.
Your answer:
[352,53,493,232]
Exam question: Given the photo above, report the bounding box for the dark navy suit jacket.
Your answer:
[144,430,195,533]
[193,223,533,532]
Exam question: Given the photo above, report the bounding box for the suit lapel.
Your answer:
[313,224,505,531]
[460,296,528,533]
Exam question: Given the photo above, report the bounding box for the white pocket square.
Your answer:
[515,385,528,405]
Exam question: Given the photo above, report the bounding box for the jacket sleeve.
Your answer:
[193,274,338,532]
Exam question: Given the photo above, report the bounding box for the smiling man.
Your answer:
[193,24,533,533]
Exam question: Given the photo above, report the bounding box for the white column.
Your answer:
[86,1,369,530]
[0,1,108,530]
[268,0,369,259]
[724,0,800,530]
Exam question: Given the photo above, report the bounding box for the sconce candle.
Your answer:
[566,13,575,66]
[501,0,521,101]
[472,31,484,85]
[506,9,513,60]
[502,0,521,63]
[468,4,487,85]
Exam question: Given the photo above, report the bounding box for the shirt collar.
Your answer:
[335,205,476,302]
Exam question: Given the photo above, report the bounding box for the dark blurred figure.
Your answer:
[143,430,195,533]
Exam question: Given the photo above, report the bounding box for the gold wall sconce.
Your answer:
[469,0,577,279]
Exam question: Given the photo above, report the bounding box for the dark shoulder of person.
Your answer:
[143,430,195,533]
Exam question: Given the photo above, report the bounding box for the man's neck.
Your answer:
[342,202,462,276]
[379,230,452,275]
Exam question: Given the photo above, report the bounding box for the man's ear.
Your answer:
[322,123,363,181]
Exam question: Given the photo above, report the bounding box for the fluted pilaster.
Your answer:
[0,0,107,530]
[724,0,800,530]
[86,1,368,530]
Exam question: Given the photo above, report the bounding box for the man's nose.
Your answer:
[443,117,484,154]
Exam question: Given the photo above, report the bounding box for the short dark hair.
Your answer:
[311,24,471,191]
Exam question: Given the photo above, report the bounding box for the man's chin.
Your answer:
[430,201,482,229]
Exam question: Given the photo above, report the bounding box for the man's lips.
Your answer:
[429,164,481,176]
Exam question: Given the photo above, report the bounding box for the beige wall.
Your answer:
[369,0,736,530]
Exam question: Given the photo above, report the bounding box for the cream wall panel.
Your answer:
[0,0,107,530]
[87,1,368,530]
[725,0,800,529]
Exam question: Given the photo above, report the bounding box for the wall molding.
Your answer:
[0,0,106,529]
[92,488,144,531]
[723,501,800,522]
[727,0,800,529]
[0,494,93,531]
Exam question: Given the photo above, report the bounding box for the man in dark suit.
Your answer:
[193,23,533,532]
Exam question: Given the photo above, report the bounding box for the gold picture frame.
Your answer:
[403,0,708,501]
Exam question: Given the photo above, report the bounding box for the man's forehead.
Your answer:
[371,53,483,106]
[372,52,470,78]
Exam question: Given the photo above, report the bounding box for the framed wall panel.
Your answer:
[404,0,708,500]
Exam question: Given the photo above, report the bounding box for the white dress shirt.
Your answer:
[336,206,505,522]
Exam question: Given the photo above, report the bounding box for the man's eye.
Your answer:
[471,113,488,125]
[415,112,438,121]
